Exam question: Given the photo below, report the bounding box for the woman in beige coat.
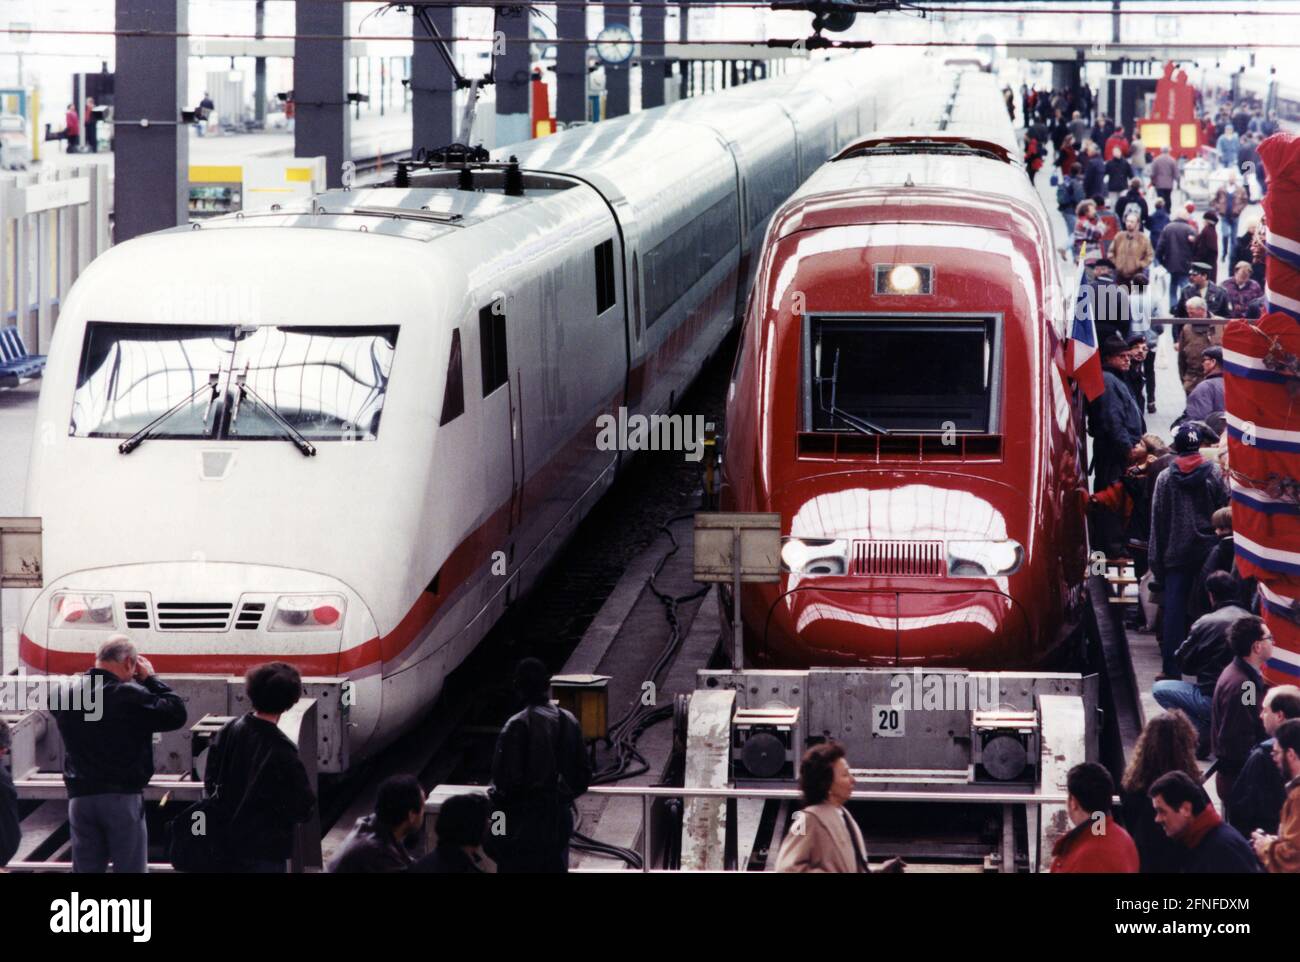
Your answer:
[776,741,904,873]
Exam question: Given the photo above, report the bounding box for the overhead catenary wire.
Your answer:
[11,24,1300,49]
[186,0,1300,11]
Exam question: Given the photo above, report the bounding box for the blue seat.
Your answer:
[0,326,46,386]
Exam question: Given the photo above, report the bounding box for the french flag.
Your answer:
[1065,248,1105,401]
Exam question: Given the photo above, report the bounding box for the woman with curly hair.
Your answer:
[1120,711,1203,872]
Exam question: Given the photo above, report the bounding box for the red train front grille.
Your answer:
[851,540,945,577]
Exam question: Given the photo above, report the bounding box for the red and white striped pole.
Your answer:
[1222,132,1300,684]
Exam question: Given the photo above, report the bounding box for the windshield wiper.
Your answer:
[118,373,221,454]
[233,372,317,457]
[819,347,890,436]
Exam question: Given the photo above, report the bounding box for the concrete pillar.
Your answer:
[113,0,187,242]
[254,0,267,127]
[412,5,456,149]
[557,3,586,123]
[678,2,690,101]
[295,0,351,188]
[495,5,531,146]
[606,65,630,118]
[640,0,665,110]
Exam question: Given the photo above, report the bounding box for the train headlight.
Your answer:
[269,594,347,631]
[874,263,933,295]
[946,540,1024,578]
[50,593,117,629]
[780,538,850,577]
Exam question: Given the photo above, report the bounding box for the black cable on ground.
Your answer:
[569,512,711,868]
[591,512,709,785]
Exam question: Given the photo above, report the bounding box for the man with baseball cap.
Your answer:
[1148,422,1230,679]
[1178,345,1225,426]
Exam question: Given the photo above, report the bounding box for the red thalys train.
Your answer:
[721,68,1090,671]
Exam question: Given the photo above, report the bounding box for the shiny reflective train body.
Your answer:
[721,68,1091,671]
[18,52,918,766]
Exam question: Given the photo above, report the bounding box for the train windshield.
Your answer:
[70,322,398,441]
[808,316,996,434]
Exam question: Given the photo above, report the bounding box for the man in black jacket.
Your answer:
[488,658,592,873]
[52,635,187,872]
[1088,334,1144,492]
[410,792,490,874]
[328,774,426,873]
[1149,422,1230,678]
[1152,571,1248,756]
[203,662,316,872]
[1,720,19,868]
[1229,686,1300,838]
[1150,771,1261,872]
[1173,263,1230,320]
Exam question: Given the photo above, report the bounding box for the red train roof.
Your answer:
[772,149,1050,245]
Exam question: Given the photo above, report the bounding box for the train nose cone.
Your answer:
[895,589,1031,668]
[766,585,1030,668]
[777,586,900,666]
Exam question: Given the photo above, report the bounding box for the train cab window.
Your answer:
[439,328,465,425]
[69,321,399,442]
[594,239,617,315]
[479,304,509,396]
[806,315,998,434]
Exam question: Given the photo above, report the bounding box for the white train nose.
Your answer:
[19,560,379,678]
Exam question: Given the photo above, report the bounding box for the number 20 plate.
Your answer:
[871,703,905,737]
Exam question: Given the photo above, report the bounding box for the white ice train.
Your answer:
[19,51,921,768]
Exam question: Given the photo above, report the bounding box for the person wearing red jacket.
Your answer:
[1051,762,1140,872]
[1025,136,1045,185]
[1104,129,1131,167]
[63,103,80,152]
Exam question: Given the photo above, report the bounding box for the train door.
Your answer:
[621,209,649,420]
[475,297,520,585]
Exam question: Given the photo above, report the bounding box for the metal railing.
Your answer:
[3,782,1079,874]
[432,782,1075,874]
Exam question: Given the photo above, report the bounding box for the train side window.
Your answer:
[594,239,616,315]
[439,328,465,425]
[479,304,508,396]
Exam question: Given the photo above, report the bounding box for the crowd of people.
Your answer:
[1014,78,1300,874]
[0,644,589,874]
[771,705,1299,873]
